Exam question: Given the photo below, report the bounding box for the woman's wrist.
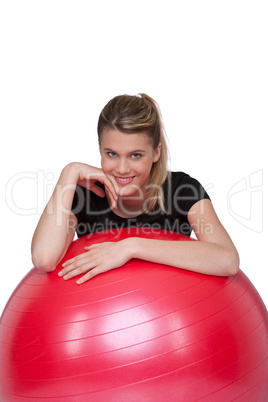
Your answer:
[121,237,142,260]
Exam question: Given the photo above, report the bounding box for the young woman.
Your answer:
[31,93,239,284]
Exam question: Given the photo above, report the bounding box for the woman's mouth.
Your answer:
[113,176,135,185]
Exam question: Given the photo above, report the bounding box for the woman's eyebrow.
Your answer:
[129,149,146,153]
[103,148,146,153]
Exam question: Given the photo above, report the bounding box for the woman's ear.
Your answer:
[153,142,161,162]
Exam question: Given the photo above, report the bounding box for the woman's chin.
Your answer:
[116,185,143,199]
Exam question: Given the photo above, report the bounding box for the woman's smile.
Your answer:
[113,175,136,185]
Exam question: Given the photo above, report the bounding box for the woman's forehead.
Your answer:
[100,129,152,150]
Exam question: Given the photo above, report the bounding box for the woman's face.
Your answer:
[99,129,161,199]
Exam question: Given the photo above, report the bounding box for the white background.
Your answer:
[0,0,267,316]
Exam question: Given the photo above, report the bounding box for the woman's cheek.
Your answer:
[101,159,111,175]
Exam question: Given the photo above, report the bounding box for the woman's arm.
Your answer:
[59,199,239,283]
[31,162,117,272]
[129,199,239,276]
[31,163,79,272]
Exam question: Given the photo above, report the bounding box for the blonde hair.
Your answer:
[97,93,169,212]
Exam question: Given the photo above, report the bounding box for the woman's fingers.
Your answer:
[58,241,130,285]
[58,245,106,280]
[84,243,102,251]
[97,175,118,209]
[76,267,104,284]
[77,165,118,208]
[60,263,93,280]
[83,171,118,210]
[89,184,106,198]
[58,253,107,284]
[58,252,93,278]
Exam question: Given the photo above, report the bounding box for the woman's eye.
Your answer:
[108,152,117,158]
[131,153,141,159]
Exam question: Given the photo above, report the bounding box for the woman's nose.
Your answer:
[116,158,131,175]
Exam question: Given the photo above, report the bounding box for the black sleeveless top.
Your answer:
[71,171,210,238]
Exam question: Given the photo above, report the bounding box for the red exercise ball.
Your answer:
[0,228,267,401]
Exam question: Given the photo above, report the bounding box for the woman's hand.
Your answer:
[71,162,118,210]
[58,239,132,284]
